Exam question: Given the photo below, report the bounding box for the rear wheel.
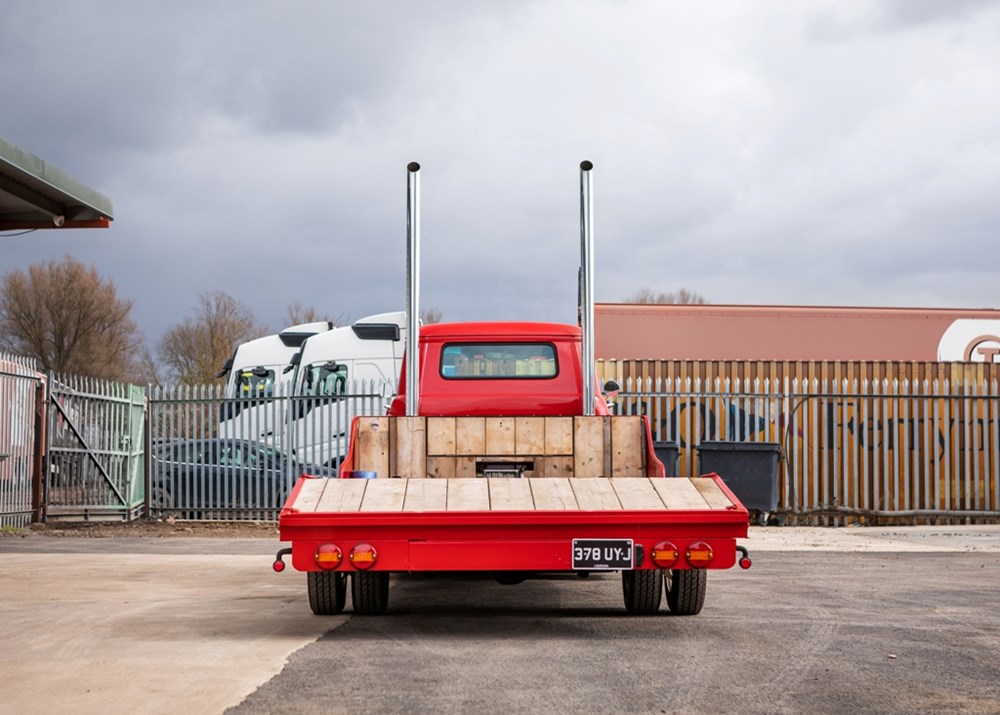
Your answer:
[352,572,390,615]
[622,569,663,614]
[308,572,347,615]
[664,569,707,615]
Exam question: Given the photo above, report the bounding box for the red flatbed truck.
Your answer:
[273,162,752,615]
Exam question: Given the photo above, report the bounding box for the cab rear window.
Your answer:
[440,343,557,379]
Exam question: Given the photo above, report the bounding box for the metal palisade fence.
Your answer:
[613,370,1000,525]
[0,352,44,528]
[4,355,999,526]
[146,379,392,520]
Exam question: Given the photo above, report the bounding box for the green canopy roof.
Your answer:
[0,136,113,230]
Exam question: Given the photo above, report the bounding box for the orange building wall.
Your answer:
[595,304,1000,362]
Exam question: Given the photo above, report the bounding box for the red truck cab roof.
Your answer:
[388,321,610,417]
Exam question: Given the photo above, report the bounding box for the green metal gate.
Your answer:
[45,375,146,521]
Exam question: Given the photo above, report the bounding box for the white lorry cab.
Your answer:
[287,311,406,467]
[216,321,335,442]
[219,321,336,399]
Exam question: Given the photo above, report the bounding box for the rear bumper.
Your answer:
[279,507,748,573]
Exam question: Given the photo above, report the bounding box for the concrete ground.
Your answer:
[1,525,998,714]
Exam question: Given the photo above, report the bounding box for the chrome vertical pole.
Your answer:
[579,160,595,416]
[405,162,421,417]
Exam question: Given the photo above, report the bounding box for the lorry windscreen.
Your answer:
[440,343,557,379]
[303,362,349,396]
[237,368,275,397]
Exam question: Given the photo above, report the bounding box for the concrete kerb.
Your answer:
[748,524,1000,552]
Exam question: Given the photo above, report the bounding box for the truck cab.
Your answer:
[387,321,611,418]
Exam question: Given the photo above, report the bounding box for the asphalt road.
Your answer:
[2,529,999,715]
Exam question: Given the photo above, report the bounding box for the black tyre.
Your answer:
[307,572,347,615]
[664,569,707,615]
[351,571,390,615]
[622,569,663,614]
[493,571,528,585]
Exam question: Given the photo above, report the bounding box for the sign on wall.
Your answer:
[938,320,1000,362]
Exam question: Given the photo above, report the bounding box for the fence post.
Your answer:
[31,379,46,523]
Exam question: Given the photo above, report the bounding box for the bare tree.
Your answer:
[133,345,163,386]
[420,308,443,325]
[0,256,144,381]
[157,291,267,385]
[285,301,342,327]
[624,287,708,305]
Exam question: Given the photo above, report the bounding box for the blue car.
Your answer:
[149,438,334,518]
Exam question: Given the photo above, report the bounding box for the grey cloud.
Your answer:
[2,0,998,357]
[874,0,1000,30]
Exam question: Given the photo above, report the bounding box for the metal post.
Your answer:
[579,160,595,416]
[32,378,46,523]
[405,162,421,417]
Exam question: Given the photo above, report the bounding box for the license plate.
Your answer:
[572,539,633,570]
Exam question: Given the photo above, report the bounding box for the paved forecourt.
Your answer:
[1,526,998,714]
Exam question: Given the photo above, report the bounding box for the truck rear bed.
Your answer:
[280,474,748,573]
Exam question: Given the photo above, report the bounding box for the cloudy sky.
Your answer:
[2,0,999,352]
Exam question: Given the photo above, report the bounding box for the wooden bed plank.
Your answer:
[427,417,456,455]
[426,457,456,479]
[292,478,327,513]
[306,475,734,515]
[456,418,486,455]
[611,416,644,477]
[488,478,534,511]
[570,478,622,510]
[359,479,407,512]
[316,479,368,513]
[529,478,578,510]
[540,456,574,479]
[574,417,606,478]
[544,416,574,455]
[486,417,516,455]
[403,479,449,512]
[515,417,546,455]
[651,478,711,510]
[611,478,666,510]
[447,478,490,511]
[690,477,736,510]
[355,418,390,477]
[456,456,477,478]
[392,416,426,479]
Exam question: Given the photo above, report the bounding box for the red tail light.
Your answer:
[685,541,714,568]
[650,542,679,568]
[314,543,343,570]
[349,543,378,570]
